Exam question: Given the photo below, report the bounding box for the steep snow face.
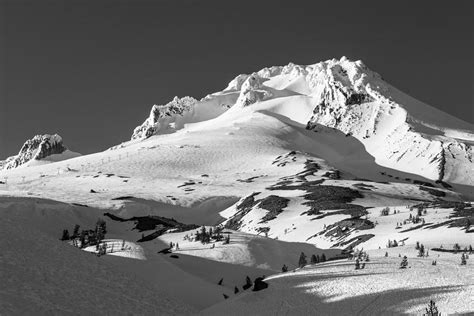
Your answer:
[1,134,79,170]
[131,95,234,140]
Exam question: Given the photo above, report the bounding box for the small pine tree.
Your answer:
[424,300,440,316]
[234,286,239,294]
[218,278,223,285]
[61,229,70,241]
[365,254,370,262]
[361,262,365,269]
[400,256,408,269]
[418,244,425,257]
[320,253,326,262]
[355,258,360,270]
[415,241,420,250]
[72,224,80,238]
[469,245,473,254]
[224,234,230,244]
[80,230,86,248]
[453,243,461,253]
[242,276,253,290]
[310,254,317,264]
[282,264,288,272]
[298,252,307,268]
[385,251,388,257]
[461,253,467,265]
[431,260,437,266]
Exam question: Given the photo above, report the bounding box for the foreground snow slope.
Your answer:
[0,196,296,314]
[204,249,474,315]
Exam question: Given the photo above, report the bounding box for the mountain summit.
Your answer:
[131,57,473,187]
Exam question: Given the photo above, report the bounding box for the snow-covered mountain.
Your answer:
[1,57,473,315]
[130,57,473,188]
[0,134,80,170]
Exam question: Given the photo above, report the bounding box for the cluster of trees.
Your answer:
[425,300,440,316]
[380,207,392,216]
[60,219,107,249]
[416,242,429,257]
[387,239,399,248]
[298,252,327,268]
[193,226,229,244]
[354,258,366,270]
[219,275,268,299]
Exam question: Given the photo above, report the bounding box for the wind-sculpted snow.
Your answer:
[222,56,474,187]
[131,95,234,140]
[1,134,79,170]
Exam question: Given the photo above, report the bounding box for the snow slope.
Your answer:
[204,250,474,315]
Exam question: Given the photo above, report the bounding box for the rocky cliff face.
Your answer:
[1,134,69,170]
[131,96,199,140]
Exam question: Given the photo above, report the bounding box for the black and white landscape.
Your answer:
[1,1,472,315]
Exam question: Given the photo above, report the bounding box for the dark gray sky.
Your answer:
[1,0,473,159]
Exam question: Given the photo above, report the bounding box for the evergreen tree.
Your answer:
[355,258,360,270]
[80,230,86,248]
[310,254,318,264]
[72,224,80,238]
[218,278,223,285]
[385,251,388,257]
[469,245,473,254]
[418,244,425,257]
[321,253,326,262]
[224,234,230,244]
[461,253,467,265]
[298,252,307,268]
[61,229,70,241]
[243,276,253,290]
[425,300,440,316]
[234,286,239,294]
[281,264,288,272]
[400,256,408,269]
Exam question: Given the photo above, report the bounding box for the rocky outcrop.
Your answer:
[131,96,198,140]
[235,73,272,107]
[2,134,69,170]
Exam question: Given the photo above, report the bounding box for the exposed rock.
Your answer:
[235,73,272,107]
[1,134,71,170]
[131,96,198,140]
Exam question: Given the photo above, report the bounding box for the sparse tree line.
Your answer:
[60,219,112,256]
[219,275,269,300]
